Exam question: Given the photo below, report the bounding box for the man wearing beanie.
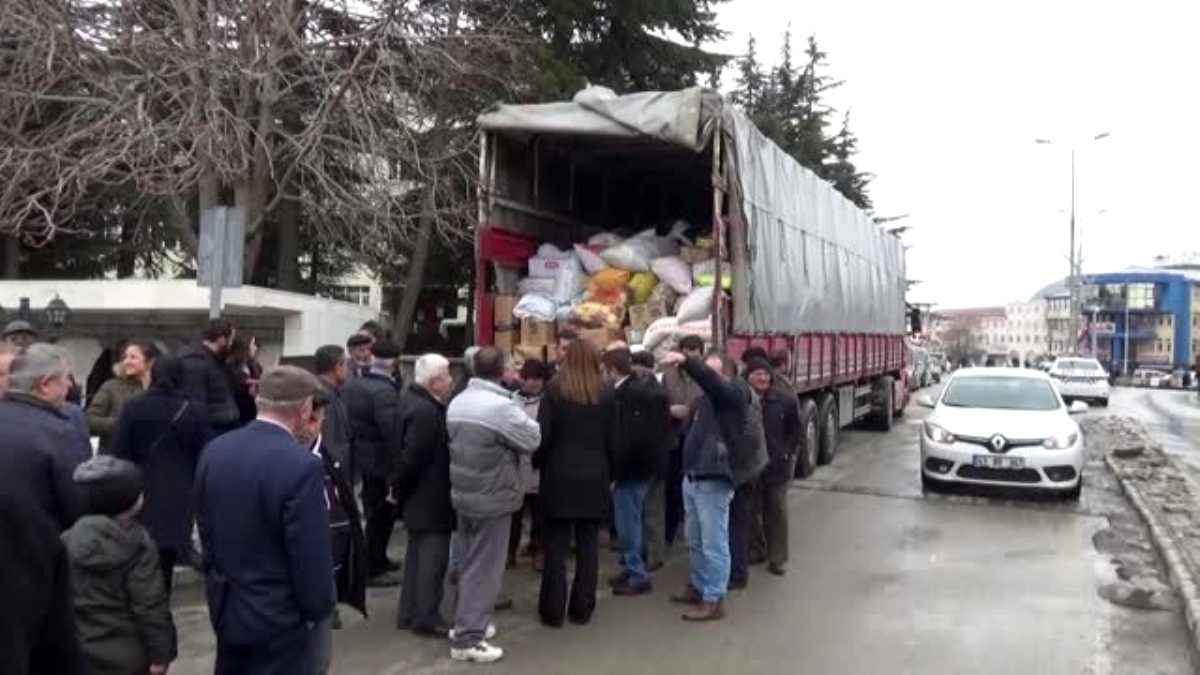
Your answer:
[195,365,336,674]
[61,455,177,675]
[742,357,799,577]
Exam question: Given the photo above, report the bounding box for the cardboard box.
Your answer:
[578,326,623,351]
[493,294,518,331]
[513,344,544,364]
[625,327,645,346]
[628,300,668,332]
[520,317,556,348]
[494,328,514,353]
[680,245,714,264]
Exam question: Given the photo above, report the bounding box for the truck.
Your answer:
[474,86,909,477]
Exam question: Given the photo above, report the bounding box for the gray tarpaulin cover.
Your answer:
[478,87,906,335]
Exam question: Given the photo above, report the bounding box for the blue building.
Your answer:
[1078,268,1199,373]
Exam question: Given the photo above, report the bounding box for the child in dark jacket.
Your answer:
[61,455,177,675]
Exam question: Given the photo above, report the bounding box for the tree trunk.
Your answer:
[392,185,437,352]
[1,235,19,278]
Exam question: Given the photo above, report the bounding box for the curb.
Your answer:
[1105,453,1200,661]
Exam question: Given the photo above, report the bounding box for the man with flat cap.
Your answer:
[195,365,336,675]
[3,320,38,353]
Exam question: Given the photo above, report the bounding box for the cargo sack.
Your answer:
[675,286,715,323]
[627,272,659,305]
[517,277,557,296]
[642,316,679,350]
[651,256,693,295]
[574,244,608,275]
[512,293,557,322]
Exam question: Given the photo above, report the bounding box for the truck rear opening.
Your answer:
[475,86,909,476]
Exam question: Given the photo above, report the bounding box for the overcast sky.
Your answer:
[714,0,1200,309]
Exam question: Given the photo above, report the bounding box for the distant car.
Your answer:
[919,368,1086,499]
[1132,368,1166,388]
[1049,357,1110,407]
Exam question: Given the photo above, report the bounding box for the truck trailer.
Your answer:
[474,86,909,476]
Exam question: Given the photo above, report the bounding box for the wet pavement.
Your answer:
[168,387,1196,674]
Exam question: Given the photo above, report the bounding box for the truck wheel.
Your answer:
[816,393,838,465]
[874,376,894,432]
[795,398,819,478]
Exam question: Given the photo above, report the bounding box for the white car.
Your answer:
[1132,368,1166,388]
[919,368,1087,499]
[1048,357,1110,407]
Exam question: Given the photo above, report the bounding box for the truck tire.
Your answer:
[795,398,819,478]
[874,376,894,432]
[816,393,838,465]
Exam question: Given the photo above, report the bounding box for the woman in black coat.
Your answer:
[533,339,615,627]
[111,356,210,591]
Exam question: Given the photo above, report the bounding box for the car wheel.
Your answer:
[1063,477,1082,501]
[1097,397,1109,408]
[874,376,895,432]
[795,398,819,477]
[921,471,941,494]
[816,393,838,465]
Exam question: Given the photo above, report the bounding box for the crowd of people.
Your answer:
[0,313,805,673]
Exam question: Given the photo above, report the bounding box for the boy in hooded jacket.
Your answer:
[61,455,177,675]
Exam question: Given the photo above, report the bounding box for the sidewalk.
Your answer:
[1098,414,1200,659]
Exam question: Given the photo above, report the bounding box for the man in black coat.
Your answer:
[315,345,354,471]
[393,353,456,637]
[0,486,85,675]
[603,347,671,596]
[0,344,84,530]
[342,340,404,585]
[746,358,800,576]
[179,318,240,436]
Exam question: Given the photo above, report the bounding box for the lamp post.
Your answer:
[44,294,71,336]
[1035,132,1110,355]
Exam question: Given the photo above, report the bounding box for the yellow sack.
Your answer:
[575,301,620,328]
[590,268,631,292]
[627,272,659,305]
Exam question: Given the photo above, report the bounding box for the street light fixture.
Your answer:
[1034,131,1112,355]
[44,294,71,331]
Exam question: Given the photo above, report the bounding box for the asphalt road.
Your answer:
[168,388,1196,675]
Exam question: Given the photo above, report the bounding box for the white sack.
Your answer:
[651,256,693,295]
[675,286,715,323]
[642,316,679,350]
[512,293,557,322]
[574,244,608,275]
[518,277,557,296]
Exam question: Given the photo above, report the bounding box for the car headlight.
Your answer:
[924,421,956,444]
[1043,431,1079,449]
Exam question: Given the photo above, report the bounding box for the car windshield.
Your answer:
[1056,359,1101,371]
[941,376,1061,411]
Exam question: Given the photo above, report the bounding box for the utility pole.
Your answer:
[1069,148,1077,356]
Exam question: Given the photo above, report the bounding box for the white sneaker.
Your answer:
[450,640,504,663]
[448,623,497,641]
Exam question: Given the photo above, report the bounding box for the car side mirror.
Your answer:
[1068,400,1090,415]
[917,394,936,409]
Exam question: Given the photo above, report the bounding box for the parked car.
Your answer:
[1132,368,1167,388]
[1049,357,1111,407]
[918,368,1087,499]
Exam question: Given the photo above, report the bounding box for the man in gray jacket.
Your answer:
[445,347,540,664]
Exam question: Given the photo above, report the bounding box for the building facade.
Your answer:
[1077,268,1198,373]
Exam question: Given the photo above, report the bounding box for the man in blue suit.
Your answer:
[196,365,336,675]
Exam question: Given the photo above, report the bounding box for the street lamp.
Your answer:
[1034,131,1111,355]
[44,294,71,332]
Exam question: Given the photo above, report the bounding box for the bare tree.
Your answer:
[0,0,530,306]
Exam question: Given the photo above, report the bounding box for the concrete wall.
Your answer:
[0,280,380,389]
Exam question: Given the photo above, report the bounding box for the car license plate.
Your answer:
[972,455,1025,469]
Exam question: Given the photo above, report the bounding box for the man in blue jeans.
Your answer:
[661,350,746,622]
[603,347,671,596]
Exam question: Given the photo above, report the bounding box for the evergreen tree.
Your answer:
[726,31,873,210]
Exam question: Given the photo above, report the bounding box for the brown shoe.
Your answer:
[681,600,725,622]
[669,585,703,605]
